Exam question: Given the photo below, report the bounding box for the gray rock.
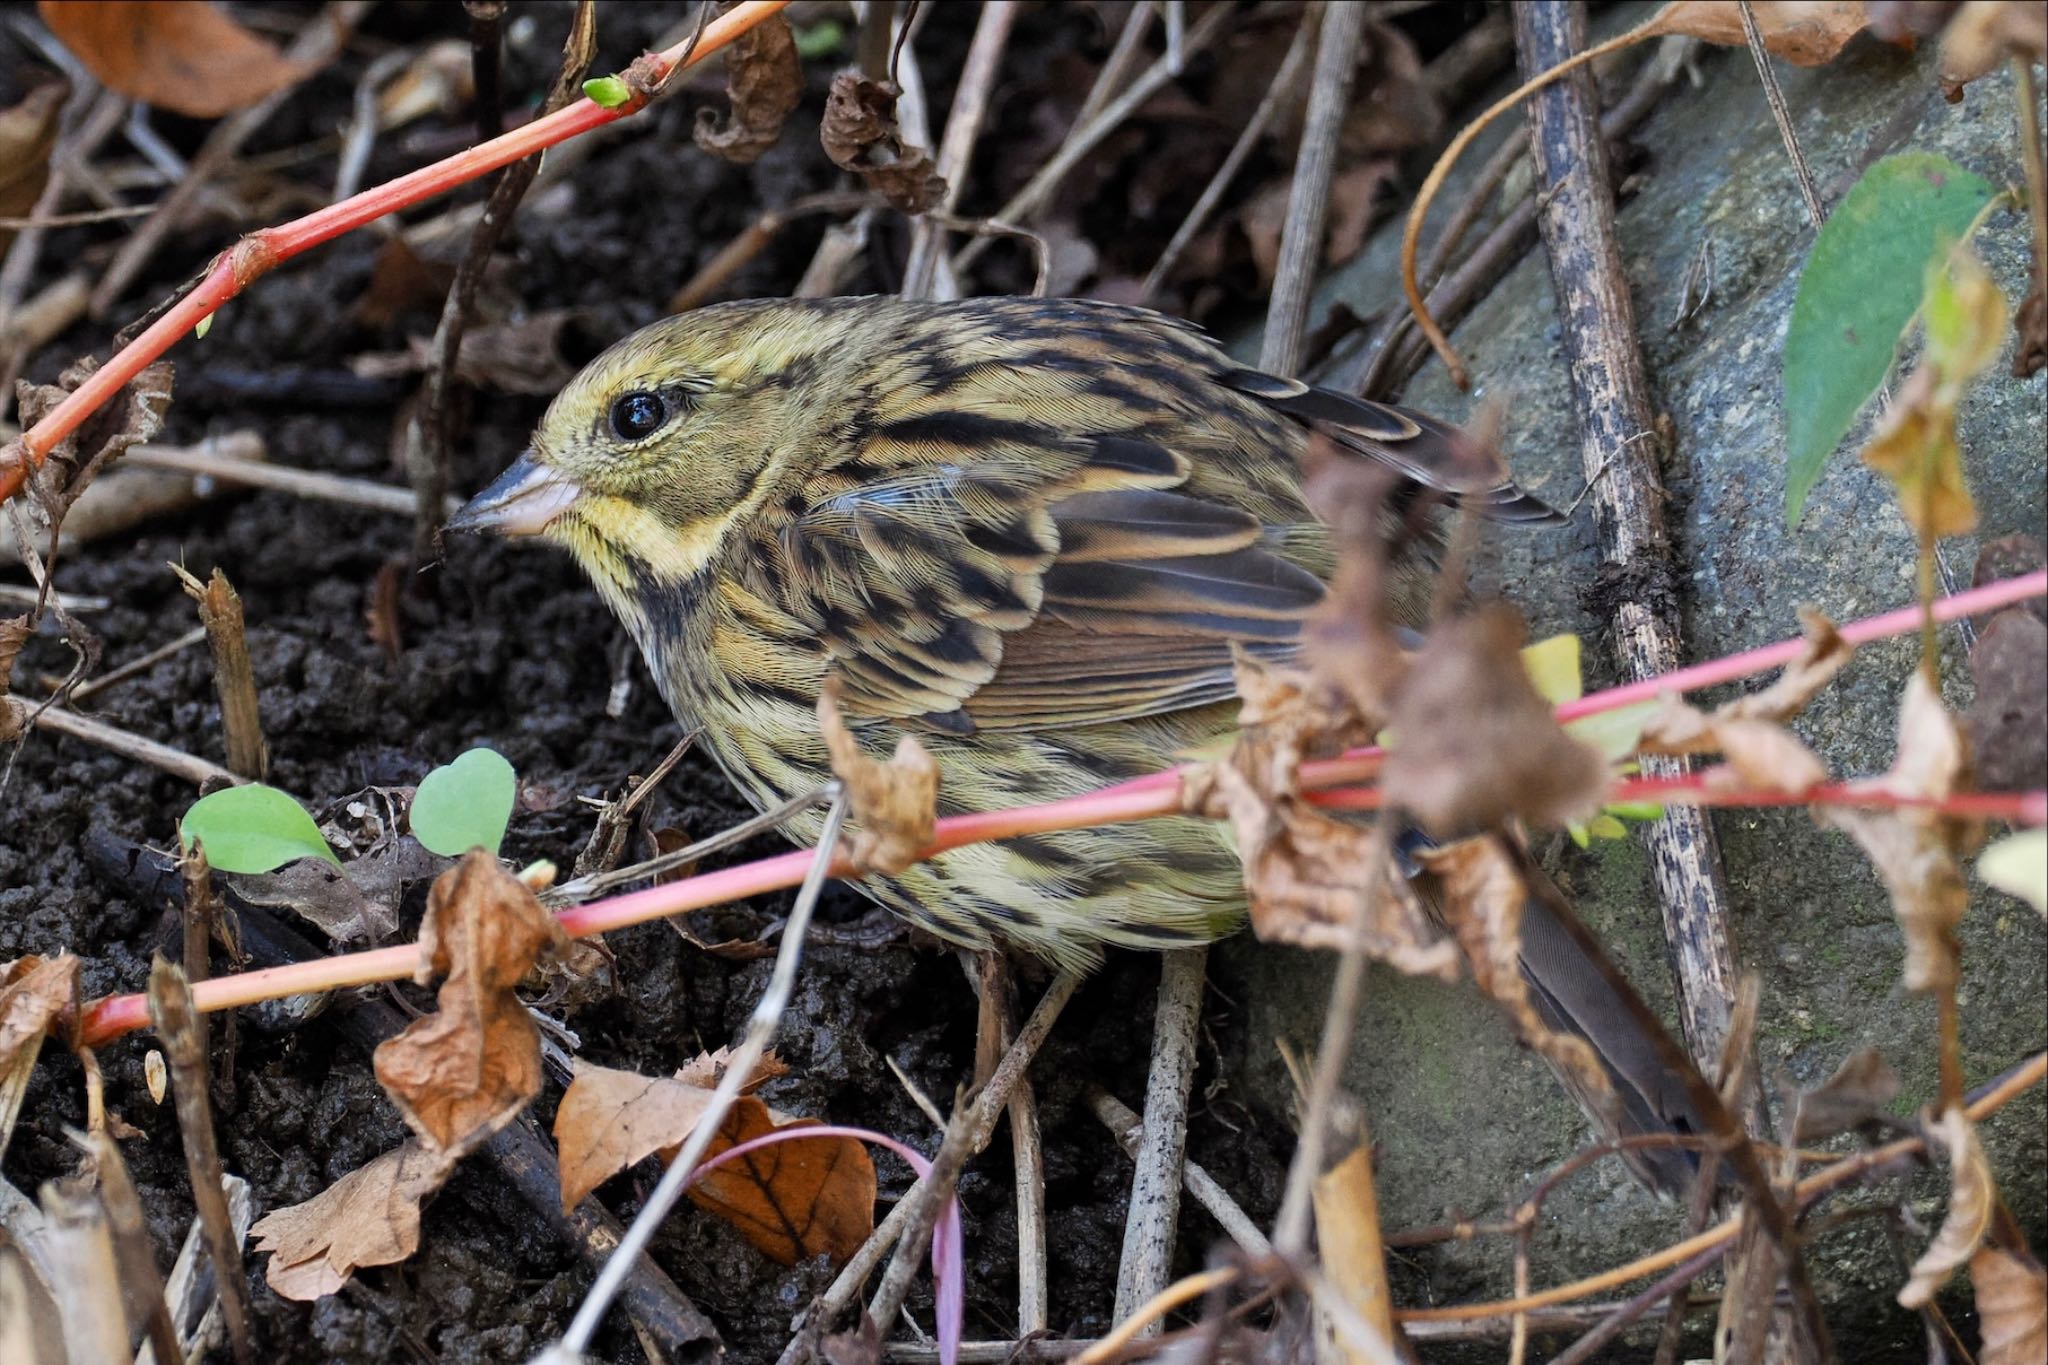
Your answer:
[1218,24,2047,1355]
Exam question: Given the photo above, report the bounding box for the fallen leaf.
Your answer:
[1380,603,1607,836]
[685,1099,876,1266]
[1817,671,1972,992]
[371,852,561,1156]
[1413,838,1615,1117]
[229,856,400,944]
[1937,0,2048,86]
[2013,282,2046,379]
[0,954,80,1069]
[694,6,801,164]
[818,677,939,875]
[1972,1240,2048,1365]
[553,1061,875,1264]
[11,357,173,530]
[0,83,63,255]
[350,237,453,330]
[1964,609,2047,791]
[248,1141,455,1300]
[676,1046,788,1093]
[0,616,28,743]
[819,73,946,214]
[1647,0,1872,65]
[38,0,318,120]
[821,1313,883,1365]
[1793,1047,1901,1140]
[1899,1105,1994,1307]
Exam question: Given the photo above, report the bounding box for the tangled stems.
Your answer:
[75,571,2046,1048]
[0,0,793,505]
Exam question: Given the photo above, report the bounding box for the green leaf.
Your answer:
[1782,153,1994,524]
[410,747,517,857]
[1978,829,2046,914]
[1565,699,1661,763]
[181,785,340,873]
[1604,800,1667,823]
[583,74,630,109]
[792,18,845,59]
[1521,633,1584,705]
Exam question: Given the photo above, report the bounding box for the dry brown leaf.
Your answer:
[0,954,80,1067]
[38,0,318,120]
[350,237,453,330]
[248,1141,455,1300]
[0,616,29,743]
[1184,753,1457,973]
[554,1061,876,1264]
[1727,608,1856,721]
[1899,1104,1995,1307]
[0,83,63,256]
[819,73,946,214]
[1640,608,1850,790]
[684,1099,876,1267]
[1647,0,1872,65]
[1708,717,1831,794]
[818,678,939,875]
[1793,1046,1901,1140]
[1937,0,2048,86]
[676,1046,788,1093]
[371,852,561,1156]
[1818,671,1972,992]
[1414,838,1615,1114]
[694,6,801,165]
[2013,283,2046,379]
[1972,1240,2048,1365]
[1379,603,1606,836]
[1862,367,1980,539]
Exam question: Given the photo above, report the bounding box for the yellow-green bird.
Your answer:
[452,295,1702,1189]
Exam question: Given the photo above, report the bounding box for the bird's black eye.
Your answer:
[609,391,668,442]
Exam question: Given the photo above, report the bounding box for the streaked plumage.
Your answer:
[453,295,1709,1192]
[454,296,1556,970]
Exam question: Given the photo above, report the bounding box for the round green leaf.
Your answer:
[1782,153,1993,524]
[181,784,340,873]
[410,747,517,857]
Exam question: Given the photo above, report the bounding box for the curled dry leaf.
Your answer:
[820,73,946,214]
[0,954,80,1067]
[818,677,939,875]
[1972,1240,2048,1365]
[1793,1046,1901,1141]
[1412,838,1615,1118]
[1639,607,1849,794]
[1379,603,1606,836]
[248,1141,455,1300]
[1936,0,2048,87]
[0,615,28,743]
[12,357,174,526]
[694,7,801,165]
[1645,0,1873,66]
[2013,284,2046,380]
[371,852,562,1156]
[1899,1105,1995,1307]
[554,1060,876,1264]
[37,0,319,120]
[1817,671,1973,992]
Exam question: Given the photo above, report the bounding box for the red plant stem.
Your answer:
[73,572,2048,1048]
[0,0,793,505]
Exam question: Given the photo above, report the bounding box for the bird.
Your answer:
[450,294,1705,1190]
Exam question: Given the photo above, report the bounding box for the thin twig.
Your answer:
[1736,0,1825,229]
[666,191,874,314]
[64,625,205,706]
[1111,945,1208,1333]
[14,696,238,787]
[951,3,1231,275]
[1260,2,1361,379]
[1090,1088,1270,1258]
[901,0,1019,300]
[555,787,850,1356]
[1074,1,1157,130]
[1141,10,1315,302]
[170,565,267,781]
[92,2,371,316]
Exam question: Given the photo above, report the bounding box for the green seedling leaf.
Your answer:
[181,785,340,873]
[1783,152,1993,524]
[583,74,630,108]
[1521,633,1584,705]
[410,747,517,858]
[1979,829,2046,915]
[793,18,846,60]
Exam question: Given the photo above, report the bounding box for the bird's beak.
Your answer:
[447,450,582,537]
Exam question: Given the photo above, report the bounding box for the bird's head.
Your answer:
[448,300,855,594]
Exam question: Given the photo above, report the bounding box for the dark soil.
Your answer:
[0,4,1300,1361]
